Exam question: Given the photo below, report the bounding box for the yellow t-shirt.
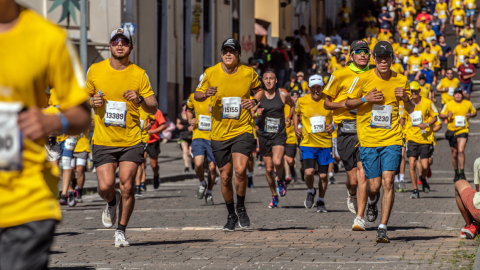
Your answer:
[49,88,60,107]
[465,0,476,9]
[407,55,422,74]
[469,43,480,55]
[347,70,411,147]
[391,43,400,54]
[431,45,444,68]
[460,29,475,39]
[365,15,377,24]
[396,46,412,59]
[284,105,297,145]
[391,63,405,74]
[452,9,466,26]
[0,8,88,228]
[339,6,350,23]
[138,107,152,144]
[402,98,438,144]
[452,0,463,9]
[442,99,476,135]
[454,45,470,67]
[398,20,412,39]
[324,66,362,124]
[420,52,438,69]
[186,93,212,140]
[430,118,442,145]
[196,63,261,141]
[419,83,433,99]
[324,44,337,56]
[74,132,91,153]
[86,59,154,147]
[416,22,427,33]
[402,6,416,22]
[295,94,333,148]
[435,2,448,19]
[420,29,436,44]
[437,77,460,104]
[366,27,380,37]
[377,31,392,42]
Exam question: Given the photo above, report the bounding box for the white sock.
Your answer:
[308,188,315,194]
[399,174,405,181]
[348,191,356,197]
[199,180,206,186]
[328,172,333,177]
[356,215,363,220]
[247,172,253,177]
[368,195,377,204]
[206,190,212,195]
[378,224,387,230]
[394,174,399,182]
[317,197,324,202]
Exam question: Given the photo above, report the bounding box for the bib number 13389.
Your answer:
[0,102,23,171]
[104,100,127,127]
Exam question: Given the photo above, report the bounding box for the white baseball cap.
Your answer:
[412,47,419,54]
[110,28,132,41]
[308,74,325,87]
[334,48,340,53]
[317,45,324,50]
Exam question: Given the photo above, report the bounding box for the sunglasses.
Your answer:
[110,37,131,47]
[352,49,370,55]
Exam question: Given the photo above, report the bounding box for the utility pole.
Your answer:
[80,0,88,74]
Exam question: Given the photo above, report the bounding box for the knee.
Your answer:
[304,168,315,177]
[458,149,465,155]
[265,165,274,174]
[319,173,327,180]
[273,159,283,168]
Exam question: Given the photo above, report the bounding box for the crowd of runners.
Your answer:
[3,0,480,269]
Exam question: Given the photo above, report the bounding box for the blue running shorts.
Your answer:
[359,145,403,179]
[191,138,216,163]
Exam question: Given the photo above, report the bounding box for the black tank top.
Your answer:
[258,88,286,137]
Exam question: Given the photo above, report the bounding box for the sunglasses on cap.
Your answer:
[352,49,370,55]
[110,37,131,47]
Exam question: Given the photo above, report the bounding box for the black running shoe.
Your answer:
[223,214,238,232]
[67,191,77,207]
[329,176,336,184]
[75,189,83,203]
[376,228,390,243]
[366,194,379,222]
[153,175,160,189]
[140,183,147,192]
[184,167,190,173]
[59,194,68,205]
[333,163,339,173]
[454,173,460,183]
[420,177,430,193]
[235,207,251,228]
[304,189,316,209]
[459,172,467,181]
[247,175,254,188]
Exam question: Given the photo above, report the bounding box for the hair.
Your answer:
[263,69,277,78]
[446,68,454,73]
[277,40,283,48]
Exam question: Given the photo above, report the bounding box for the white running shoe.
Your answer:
[102,190,121,228]
[114,230,130,247]
[347,191,357,214]
[352,216,366,231]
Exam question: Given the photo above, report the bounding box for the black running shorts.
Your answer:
[406,141,433,160]
[146,140,161,157]
[337,129,360,171]
[303,159,328,173]
[284,144,297,158]
[92,143,145,167]
[448,132,468,148]
[258,132,287,157]
[211,132,255,168]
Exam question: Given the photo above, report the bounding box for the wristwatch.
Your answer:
[136,96,145,104]
[253,99,259,105]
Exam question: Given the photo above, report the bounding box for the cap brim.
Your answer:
[373,50,393,56]
[221,45,238,51]
[110,34,129,41]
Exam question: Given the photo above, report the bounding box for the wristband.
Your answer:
[255,112,258,117]
[58,114,69,135]
[332,123,336,131]
[90,98,94,107]
[362,96,366,103]
[426,122,430,127]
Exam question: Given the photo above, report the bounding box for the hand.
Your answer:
[364,87,384,102]
[395,87,409,100]
[208,104,212,113]
[285,117,292,128]
[241,99,256,110]
[123,90,141,103]
[294,127,302,138]
[205,86,217,97]
[188,126,193,132]
[432,97,437,103]
[148,129,156,135]
[448,111,453,118]
[326,124,334,134]
[18,107,57,141]
[418,123,427,129]
[145,122,152,130]
[92,93,105,107]
[466,113,472,119]
[189,118,197,126]
[256,108,264,117]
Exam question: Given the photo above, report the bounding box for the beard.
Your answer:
[111,48,131,60]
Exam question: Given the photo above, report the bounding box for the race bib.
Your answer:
[104,100,127,127]
[412,64,419,72]
[428,62,432,69]
[0,102,23,171]
[456,1,461,6]
[405,12,410,18]
[264,117,280,133]
[407,44,413,50]
[456,15,462,22]
[371,104,393,129]
[432,50,437,56]
[402,26,408,33]
[140,120,145,130]
[468,3,474,9]
[440,10,446,16]
[198,115,212,131]
[403,56,409,64]
[222,97,241,119]
[65,136,78,151]
[455,116,466,127]
[448,87,455,96]
[459,55,465,63]
[410,110,423,126]
[426,37,432,43]
[310,116,326,134]
[343,13,348,19]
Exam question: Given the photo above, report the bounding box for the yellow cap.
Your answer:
[460,37,466,43]
[410,81,421,91]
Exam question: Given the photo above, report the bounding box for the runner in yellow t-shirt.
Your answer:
[88,28,158,247]
[439,88,477,181]
[437,69,460,104]
[194,38,265,232]
[392,57,405,74]
[346,41,414,243]
[460,24,475,39]
[402,2,416,24]
[454,38,470,68]
[416,73,436,102]
[338,1,350,24]
[0,4,91,267]
[400,81,438,198]
[430,37,444,75]
[284,91,300,183]
[435,1,449,23]
[397,14,413,40]
[133,108,153,198]
[406,47,422,80]
[464,0,476,27]
[420,45,439,71]
[451,7,467,39]
[71,131,91,203]
[396,39,412,70]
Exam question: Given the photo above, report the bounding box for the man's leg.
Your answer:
[76,164,86,202]
[455,180,474,226]
[117,161,139,228]
[263,153,278,197]
[150,153,160,188]
[97,163,118,203]
[141,151,147,184]
[207,161,217,192]
[409,156,418,190]
[194,155,207,199]
[219,161,235,213]
[317,170,328,201]
[180,141,191,170]
[379,170,396,226]
[451,146,459,171]
[272,145,285,181]
[458,137,467,171]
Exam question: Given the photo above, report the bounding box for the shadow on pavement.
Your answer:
[257,226,314,231]
[49,267,95,270]
[63,208,101,211]
[130,239,214,246]
[390,235,455,241]
[49,250,66,255]
[54,232,82,237]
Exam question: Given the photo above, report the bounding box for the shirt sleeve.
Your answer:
[250,68,262,89]
[47,37,89,110]
[155,110,166,126]
[186,94,194,110]
[295,100,302,115]
[139,72,155,98]
[469,101,477,113]
[441,102,449,114]
[430,101,439,116]
[196,71,209,93]
[86,67,95,96]
[346,77,364,99]
[324,71,342,98]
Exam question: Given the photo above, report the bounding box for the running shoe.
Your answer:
[459,172,467,181]
[205,193,214,205]
[247,175,254,188]
[197,184,206,199]
[277,180,287,197]
[304,189,316,209]
[75,189,83,203]
[236,207,250,228]
[352,216,366,231]
[366,195,379,222]
[347,191,357,214]
[102,190,121,228]
[333,163,339,173]
[422,178,430,193]
[461,224,478,239]
[454,173,460,183]
[184,167,190,173]
[329,176,336,184]
[316,200,327,212]
[140,183,147,192]
[68,191,77,207]
[461,231,466,239]
[135,186,143,197]
[399,181,407,192]
[258,164,264,170]
[427,168,432,178]
[376,228,390,243]
[114,230,130,247]
[410,191,420,199]
[153,175,160,189]
[268,196,279,209]
[417,178,422,185]
[223,214,238,232]
[394,182,401,192]
[285,174,292,185]
[59,194,68,205]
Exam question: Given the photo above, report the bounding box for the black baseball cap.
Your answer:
[221,38,242,54]
[350,40,370,53]
[419,74,426,80]
[373,41,394,57]
[454,88,463,94]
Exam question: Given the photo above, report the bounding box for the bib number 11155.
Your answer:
[0,102,23,171]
